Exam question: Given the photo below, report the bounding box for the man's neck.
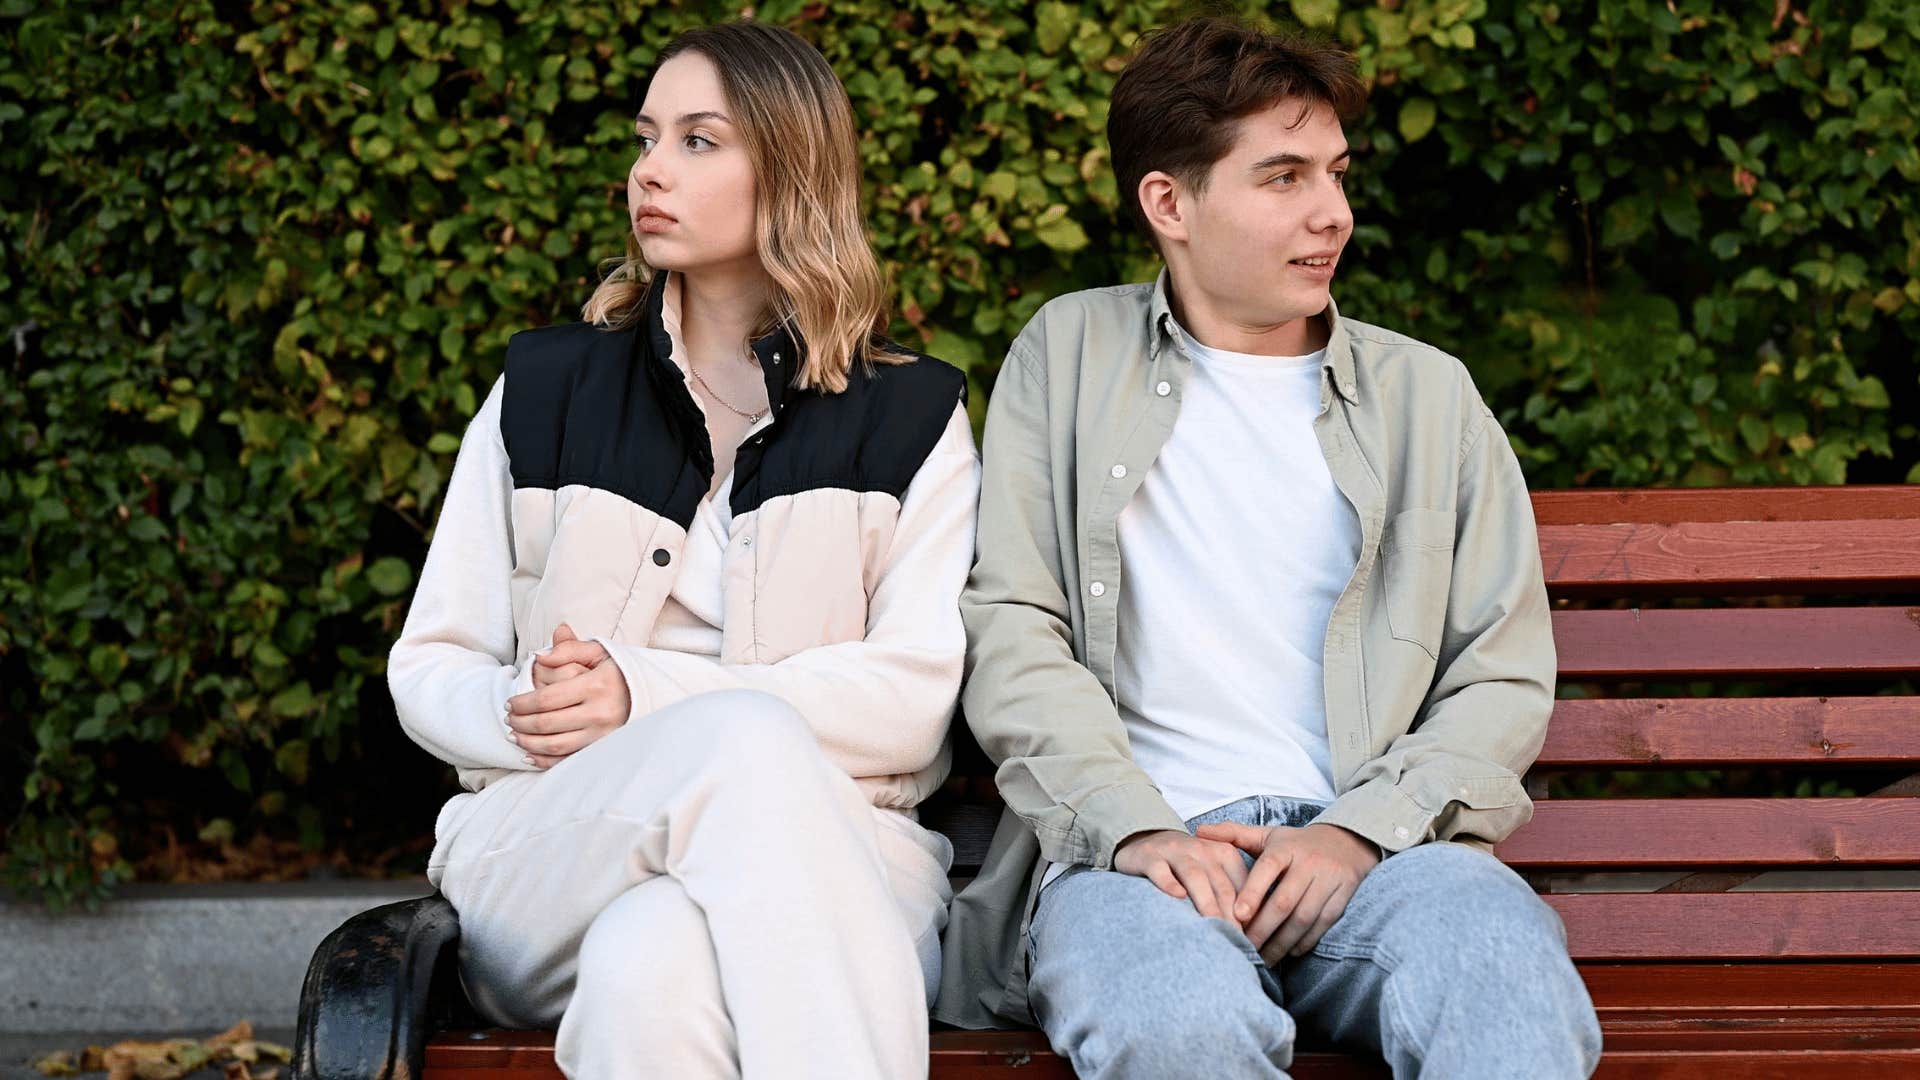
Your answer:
[679,264,771,369]
[1166,275,1329,357]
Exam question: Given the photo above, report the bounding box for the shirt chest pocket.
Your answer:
[1380,507,1457,660]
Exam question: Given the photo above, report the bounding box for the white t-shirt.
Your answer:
[1115,329,1361,821]
[1041,326,1362,888]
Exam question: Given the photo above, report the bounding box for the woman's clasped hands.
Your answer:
[506,623,632,769]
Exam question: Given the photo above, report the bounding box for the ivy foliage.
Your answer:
[4,0,1916,905]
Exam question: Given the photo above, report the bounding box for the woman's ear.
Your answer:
[1138,170,1190,248]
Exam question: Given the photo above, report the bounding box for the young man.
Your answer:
[936,16,1602,1079]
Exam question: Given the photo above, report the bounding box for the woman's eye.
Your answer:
[684,134,714,151]
[635,134,656,152]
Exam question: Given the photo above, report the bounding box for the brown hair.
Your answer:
[583,21,907,392]
[1107,16,1367,248]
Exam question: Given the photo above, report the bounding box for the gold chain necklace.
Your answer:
[689,363,768,422]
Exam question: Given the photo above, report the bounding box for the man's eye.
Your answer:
[1332,170,1348,186]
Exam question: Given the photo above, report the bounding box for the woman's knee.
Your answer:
[572,878,719,1006]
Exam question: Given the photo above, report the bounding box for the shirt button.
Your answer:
[1088,581,1106,598]
[741,538,753,549]
[1110,465,1127,479]
[1155,381,1171,397]
[651,548,671,566]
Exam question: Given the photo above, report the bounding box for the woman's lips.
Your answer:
[634,210,676,234]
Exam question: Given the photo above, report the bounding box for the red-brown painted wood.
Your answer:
[1580,961,1920,1013]
[1496,798,1920,869]
[1530,487,1920,526]
[1536,697,1920,766]
[1552,607,1920,679]
[425,965,1920,1078]
[1538,519,1920,595]
[1549,892,1920,960]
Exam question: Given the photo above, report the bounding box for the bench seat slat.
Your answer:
[1553,607,1920,679]
[1536,697,1920,766]
[1530,486,1920,526]
[1539,519,1920,595]
[1548,892,1920,960]
[1497,798,1920,869]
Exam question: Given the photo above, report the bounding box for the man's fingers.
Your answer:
[1246,870,1313,950]
[1203,860,1242,923]
[1195,821,1267,854]
[1269,876,1340,960]
[1234,847,1292,923]
[1293,882,1355,958]
[1173,860,1224,919]
[1144,863,1187,900]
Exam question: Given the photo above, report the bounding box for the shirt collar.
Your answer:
[647,271,801,417]
[1149,267,1359,405]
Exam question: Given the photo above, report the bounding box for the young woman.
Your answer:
[387,21,977,1079]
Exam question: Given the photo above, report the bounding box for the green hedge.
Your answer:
[4,0,1916,905]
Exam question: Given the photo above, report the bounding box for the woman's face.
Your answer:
[629,52,758,275]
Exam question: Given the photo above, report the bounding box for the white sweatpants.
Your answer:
[426,689,953,1080]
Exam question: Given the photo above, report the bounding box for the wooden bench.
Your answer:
[294,486,1920,1078]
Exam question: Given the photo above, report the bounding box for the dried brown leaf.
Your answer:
[29,1049,77,1076]
[205,1020,253,1050]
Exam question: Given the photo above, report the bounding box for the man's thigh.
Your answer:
[1027,866,1287,1037]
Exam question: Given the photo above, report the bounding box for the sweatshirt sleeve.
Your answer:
[595,402,980,781]
[387,376,537,773]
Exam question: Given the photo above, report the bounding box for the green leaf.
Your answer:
[1289,0,1339,29]
[1034,215,1089,253]
[426,432,461,454]
[270,682,315,718]
[1398,98,1438,144]
[1850,23,1887,51]
[366,557,414,597]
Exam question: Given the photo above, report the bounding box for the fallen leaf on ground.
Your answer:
[30,1049,78,1076]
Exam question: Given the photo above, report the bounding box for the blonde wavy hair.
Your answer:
[582,21,908,392]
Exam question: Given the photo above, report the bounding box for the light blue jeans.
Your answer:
[1027,796,1601,1079]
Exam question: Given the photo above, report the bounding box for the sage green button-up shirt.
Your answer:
[935,272,1555,1030]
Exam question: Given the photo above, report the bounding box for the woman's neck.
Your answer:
[678,264,771,369]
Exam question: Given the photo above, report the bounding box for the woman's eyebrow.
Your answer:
[634,110,734,127]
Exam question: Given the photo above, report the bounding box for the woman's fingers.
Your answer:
[513,728,591,759]
[508,675,593,718]
[532,661,591,688]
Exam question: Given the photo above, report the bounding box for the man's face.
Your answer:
[1175,99,1354,332]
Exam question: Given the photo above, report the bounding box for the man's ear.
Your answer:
[1138,170,1190,247]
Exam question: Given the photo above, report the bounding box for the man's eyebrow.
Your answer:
[634,110,733,127]
[1248,146,1354,172]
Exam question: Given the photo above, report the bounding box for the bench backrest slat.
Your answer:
[1496,798,1920,869]
[1536,697,1920,766]
[1540,518,1920,595]
[1552,607,1920,679]
[1549,892,1920,960]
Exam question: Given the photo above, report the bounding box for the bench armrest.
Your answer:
[291,893,469,1080]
